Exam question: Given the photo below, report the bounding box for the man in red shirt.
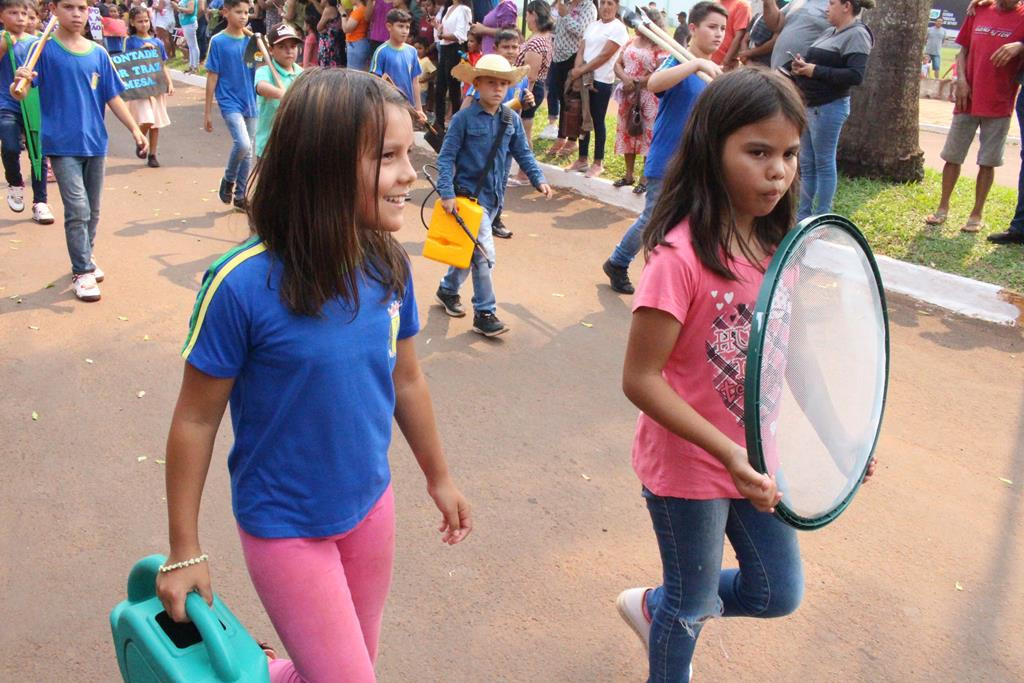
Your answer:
[710,0,751,70]
[927,0,1024,233]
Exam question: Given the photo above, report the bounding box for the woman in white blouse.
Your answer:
[565,0,628,178]
[432,0,473,129]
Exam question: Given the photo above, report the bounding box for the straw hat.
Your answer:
[451,53,529,86]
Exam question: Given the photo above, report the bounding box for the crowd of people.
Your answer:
[5,1,1024,680]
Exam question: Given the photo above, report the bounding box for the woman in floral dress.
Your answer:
[612,33,664,193]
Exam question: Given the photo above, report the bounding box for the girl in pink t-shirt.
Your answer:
[614,68,862,681]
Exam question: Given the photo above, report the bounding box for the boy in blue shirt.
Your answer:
[369,8,426,120]
[434,54,552,337]
[0,0,53,224]
[204,0,256,211]
[14,0,147,302]
[601,1,724,295]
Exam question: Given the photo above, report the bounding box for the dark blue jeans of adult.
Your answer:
[0,110,46,205]
[643,489,803,682]
[797,96,850,221]
[1009,88,1024,236]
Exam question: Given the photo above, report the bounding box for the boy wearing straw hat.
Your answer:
[434,53,552,337]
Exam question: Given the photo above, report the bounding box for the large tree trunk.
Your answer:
[837,1,932,183]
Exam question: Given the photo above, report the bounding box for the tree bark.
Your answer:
[837,1,932,183]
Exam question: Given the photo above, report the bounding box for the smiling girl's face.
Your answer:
[357,104,417,233]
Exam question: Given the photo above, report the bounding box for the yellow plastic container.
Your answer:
[423,197,483,269]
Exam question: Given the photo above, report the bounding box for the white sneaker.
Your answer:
[72,272,101,302]
[92,263,105,283]
[539,122,558,140]
[7,184,25,212]
[616,587,652,652]
[32,202,54,224]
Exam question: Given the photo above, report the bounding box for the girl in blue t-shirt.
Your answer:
[126,7,174,168]
[157,69,472,682]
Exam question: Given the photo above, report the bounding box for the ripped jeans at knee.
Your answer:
[642,489,803,682]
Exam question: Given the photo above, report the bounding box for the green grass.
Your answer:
[833,172,1024,292]
[167,55,207,76]
[939,46,959,78]
[523,101,1024,292]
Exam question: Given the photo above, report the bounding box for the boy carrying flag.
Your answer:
[14,0,148,302]
[0,0,53,224]
[433,53,551,337]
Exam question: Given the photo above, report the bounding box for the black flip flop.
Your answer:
[613,177,635,188]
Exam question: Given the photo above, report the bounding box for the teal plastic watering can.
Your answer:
[110,555,270,682]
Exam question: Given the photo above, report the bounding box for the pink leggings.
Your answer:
[238,485,395,683]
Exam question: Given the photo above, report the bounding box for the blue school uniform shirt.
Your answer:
[180,237,420,538]
[125,35,169,61]
[369,42,422,107]
[436,100,546,211]
[35,38,125,157]
[0,35,39,114]
[465,77,530,107]
[205,31,257,118]
[643,56,707,181]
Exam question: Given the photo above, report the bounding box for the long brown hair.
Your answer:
[248,69,412,317]
[643,68,806,280]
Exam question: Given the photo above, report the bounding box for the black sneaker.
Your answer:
[603,259,634,294]
[987,230,1024,245]
[219,177,234,204]
[473,311,508,336]
[233,196,247,212]
[435,288,466,317]
[147,155,160,168]
[492,217,513,239]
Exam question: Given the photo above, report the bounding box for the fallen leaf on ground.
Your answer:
[955,581,964,591]
[180,220,187,224]
[85,358,94,364]
[31,411,38,421]
[9,239,21,244]
[155,459,166,465]
[142,335,151,341]
[581,473,591,481]
[137,456,147,462]
[117,315,129,321]
[27,325,39,330]
[998,477,1013,486]
[136,391,146,398]
[45,282,55,289]
[528,233,539,237]
[581,322,594,328]
[552,293,565,297]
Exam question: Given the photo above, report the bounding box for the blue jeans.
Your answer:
[609,177,663,268]
[439,205,497,314]
[222,112,255,199]
[1009,89,1024,235]
[50,155,105,275]
[797,96,850,221]
[643,490,803,682]
[347,38,371,72]
[0,110,46,204]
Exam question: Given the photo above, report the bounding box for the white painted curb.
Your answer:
[169,70,1020,326]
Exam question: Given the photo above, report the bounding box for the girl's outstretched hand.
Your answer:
[726,448,782,513]
[428,476,472,545]
[155,559,213,623]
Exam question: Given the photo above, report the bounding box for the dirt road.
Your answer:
[1,86,1022,681]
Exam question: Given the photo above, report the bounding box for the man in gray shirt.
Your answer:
[761,0,831,70]
[924,17,945,79]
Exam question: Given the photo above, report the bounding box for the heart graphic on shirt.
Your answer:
[716,302,724,311]
[724,292,734,304]
[711,290,718,298]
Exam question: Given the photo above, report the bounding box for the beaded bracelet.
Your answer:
[159,553,209,573]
